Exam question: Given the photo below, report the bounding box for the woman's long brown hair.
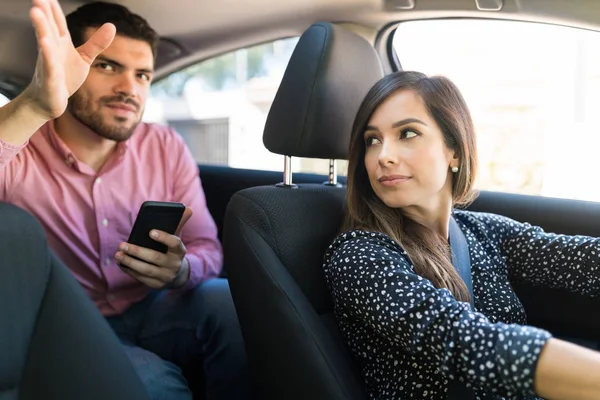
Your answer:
[343,71,478,302]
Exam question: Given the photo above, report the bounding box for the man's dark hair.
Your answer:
[66,1,159,59]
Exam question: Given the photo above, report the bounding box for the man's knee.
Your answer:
[0,202,45,243]
[0,203,50,286]
[122,344,193,400]
[190,278,240,330]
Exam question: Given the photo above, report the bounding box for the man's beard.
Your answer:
[67,92,142,142]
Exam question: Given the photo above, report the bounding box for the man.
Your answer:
[0,1,252,399]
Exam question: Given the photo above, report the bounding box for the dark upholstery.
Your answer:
[200,164,346,244]
[263,22,383,160]
[469,191,600,237]
[0,203,149,400]
[225,186,366,399]
[224,21,383,400]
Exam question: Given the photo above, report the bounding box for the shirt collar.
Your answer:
[43,120,132,176]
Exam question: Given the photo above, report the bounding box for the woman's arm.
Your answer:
[462,211,600,297]
[324,231,551,398]
[536,338,600,399]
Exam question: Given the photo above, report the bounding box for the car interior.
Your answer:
[0,203,150,399]
[224,21,383,400]
[3,0,600,399]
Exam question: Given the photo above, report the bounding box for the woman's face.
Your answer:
[363,89,458,218]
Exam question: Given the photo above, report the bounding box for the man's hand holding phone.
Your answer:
[115,202,194,289]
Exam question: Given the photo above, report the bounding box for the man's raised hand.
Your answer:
[25,0,116,119]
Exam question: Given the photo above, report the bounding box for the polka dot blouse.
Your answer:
[323,210,600,399]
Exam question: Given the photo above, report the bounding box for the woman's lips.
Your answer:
[378,175,411,186]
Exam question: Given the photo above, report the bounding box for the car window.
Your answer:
[393,19,600,202]
[145,37,344,176]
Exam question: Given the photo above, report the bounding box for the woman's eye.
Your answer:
[401,129,418,139]
[365,136,381,146]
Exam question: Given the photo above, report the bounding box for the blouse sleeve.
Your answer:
[482,213,600,297]
[325,231,551,398]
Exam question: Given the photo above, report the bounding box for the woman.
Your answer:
[323,70,600,400]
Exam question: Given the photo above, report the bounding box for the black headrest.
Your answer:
[263,22,384,160]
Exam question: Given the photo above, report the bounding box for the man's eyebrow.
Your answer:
[96,56,123,68]
[95,56,154,74]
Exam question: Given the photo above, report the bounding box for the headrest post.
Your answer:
[276,155,298,189]
[283,155,293,185]
[323,159,341,187]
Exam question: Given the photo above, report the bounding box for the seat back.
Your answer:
[0,203,149,400]
[224,22,383,400]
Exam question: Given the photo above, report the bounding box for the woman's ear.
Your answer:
[446,147,459,163]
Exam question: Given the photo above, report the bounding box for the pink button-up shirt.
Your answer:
[0,121,222,316]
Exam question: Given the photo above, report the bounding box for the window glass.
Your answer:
[145,37,341,175]
[393,20,600,201]
[0,93,9,107]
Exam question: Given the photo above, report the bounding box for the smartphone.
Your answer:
[127,201,186,253]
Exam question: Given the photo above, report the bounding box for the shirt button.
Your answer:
[102,218,109,227]
[95,177,102,184]
[104,258,111,266]
[65,156,74,165]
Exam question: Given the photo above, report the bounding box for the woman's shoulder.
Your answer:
[329,229,399,251]
[453,209,530,233]
[452,209,543,250]
[324,229,410,267]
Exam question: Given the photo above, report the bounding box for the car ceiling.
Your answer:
[2,0,600,94]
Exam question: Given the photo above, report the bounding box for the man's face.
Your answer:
[67,29,154,141]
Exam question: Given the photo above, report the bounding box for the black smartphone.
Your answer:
[127,201,186,253]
